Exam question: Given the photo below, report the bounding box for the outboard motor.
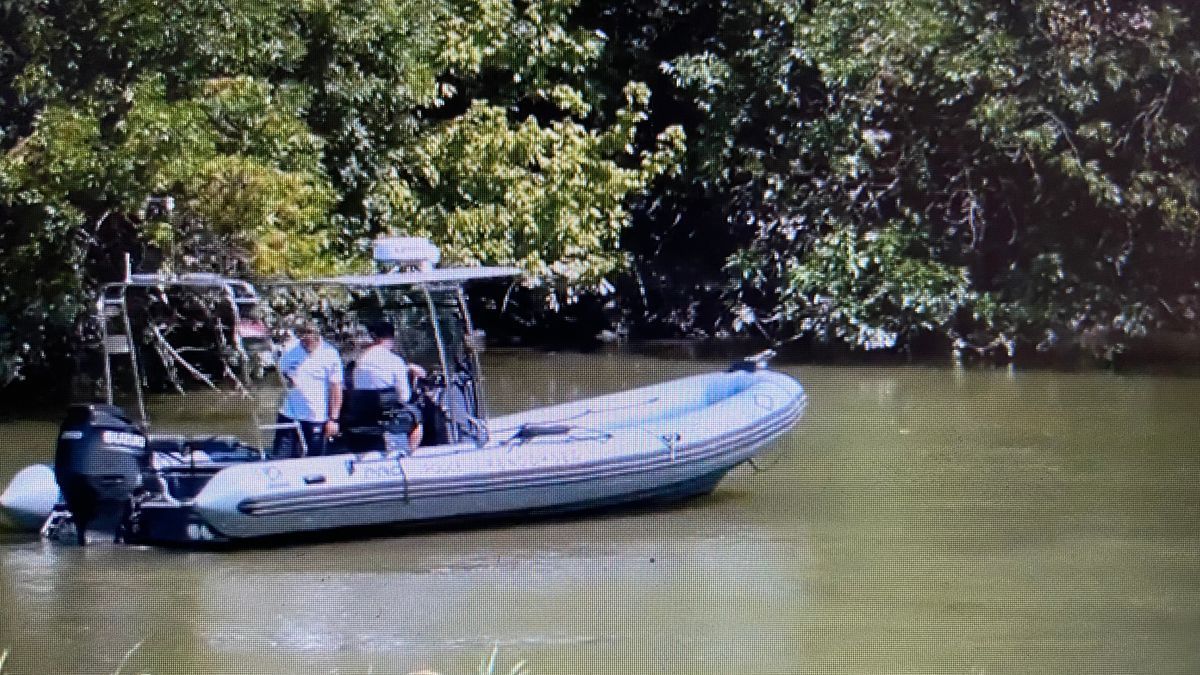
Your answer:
[53,404,149,544]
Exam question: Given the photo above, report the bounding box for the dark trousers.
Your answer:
[272,414,326,458]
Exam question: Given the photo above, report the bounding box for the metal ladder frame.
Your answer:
[99,285,148,424]
[97,275,268,429]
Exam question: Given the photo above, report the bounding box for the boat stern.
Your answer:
[127,501,231,545]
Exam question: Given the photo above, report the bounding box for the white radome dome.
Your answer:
[373,237,440,271]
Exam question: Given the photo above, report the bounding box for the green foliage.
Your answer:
[394,83,684,297]
[696,0,1200,354]
[6,0,1195,383]
[733,223,973,349]
[0,0,678,386]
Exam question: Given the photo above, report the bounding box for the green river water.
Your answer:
[0,349,1197,674]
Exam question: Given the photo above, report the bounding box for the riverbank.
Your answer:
[4,329,1200,416]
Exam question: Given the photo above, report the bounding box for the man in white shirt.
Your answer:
[353,321,426,451]
[272,320,344,457]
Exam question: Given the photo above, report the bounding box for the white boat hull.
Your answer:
[0,464,60,530]
[4,369,805,546]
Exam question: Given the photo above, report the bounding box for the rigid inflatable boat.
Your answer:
[0,238,805,546]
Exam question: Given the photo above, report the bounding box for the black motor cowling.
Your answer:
[53,404,149,544]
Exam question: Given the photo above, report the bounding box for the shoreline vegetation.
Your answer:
[1,0,1198,398]
[2,332,1199,415]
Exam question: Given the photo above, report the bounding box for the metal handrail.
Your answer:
[257,421,309,457]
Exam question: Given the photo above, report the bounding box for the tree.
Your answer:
[576,0,760,337]
[660,0,1200,356]
[0,0,681,390]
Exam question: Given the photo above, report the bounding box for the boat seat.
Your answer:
[151,437,262,500]
[147,434,189,455]
[338,389,385,452]
[341,389,390,427]
[188,435,261,461]
[149,434,262,467]
[149,435,198,470]
[157,465,224,501]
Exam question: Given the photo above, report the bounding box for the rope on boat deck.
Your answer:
[489,396,662,437]
[500,424,613,448]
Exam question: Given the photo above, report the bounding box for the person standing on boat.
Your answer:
[353,320,426,452]
[273,320,344,458]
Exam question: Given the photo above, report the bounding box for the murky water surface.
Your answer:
[1,350,1198,674]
